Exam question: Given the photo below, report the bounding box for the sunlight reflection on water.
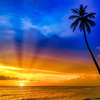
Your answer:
[0,86,100,100]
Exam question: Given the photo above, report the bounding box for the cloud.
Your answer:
[96,46,100,50]
[96,47,100,58]
[20,17,62,36]
[40,24,62,36]
[21,17,39,30]
[56,74,100,86]
[98,55,100,58]
[0,75,25,81]
[0,15,12,27]
[29,74,100,86]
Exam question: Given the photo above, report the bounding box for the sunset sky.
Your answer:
[0,0,100,86]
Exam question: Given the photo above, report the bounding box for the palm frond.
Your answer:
[80,4,84,12]
[79,4,87,16]
[71,21,76,28]
[83,5,88,12]
[86,18,96,27]
[69,4,96,33]
[71,22,76,32]
[85,13,96,18]
[71,9,79,15]
[79,21,84,32]
[85,22,91,33]
[76,8,80,13]
[69,15,79,19]
[71,18,80,31]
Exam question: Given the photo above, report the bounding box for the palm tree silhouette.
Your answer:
[69,4,100,74]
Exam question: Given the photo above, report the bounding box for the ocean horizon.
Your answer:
[0,86,100,100]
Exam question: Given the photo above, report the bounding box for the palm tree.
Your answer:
[69,4,100,74]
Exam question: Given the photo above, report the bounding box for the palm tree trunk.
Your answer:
[83,25,100,74]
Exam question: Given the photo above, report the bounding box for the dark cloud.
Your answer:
[0,75,25,81]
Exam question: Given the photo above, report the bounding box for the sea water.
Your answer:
[0,86,100,100]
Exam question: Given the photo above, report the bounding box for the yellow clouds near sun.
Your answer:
[0,64,81,86]
[0,55,99,86]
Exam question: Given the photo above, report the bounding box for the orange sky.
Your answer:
[0,55,100,86]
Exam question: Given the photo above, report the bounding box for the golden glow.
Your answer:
[0,65,22,71]
[0,54,99,86]
[20,83,24,86]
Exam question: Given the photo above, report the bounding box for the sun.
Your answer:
[20,83,24,86]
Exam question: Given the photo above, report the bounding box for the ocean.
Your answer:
[0,86,100,100]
